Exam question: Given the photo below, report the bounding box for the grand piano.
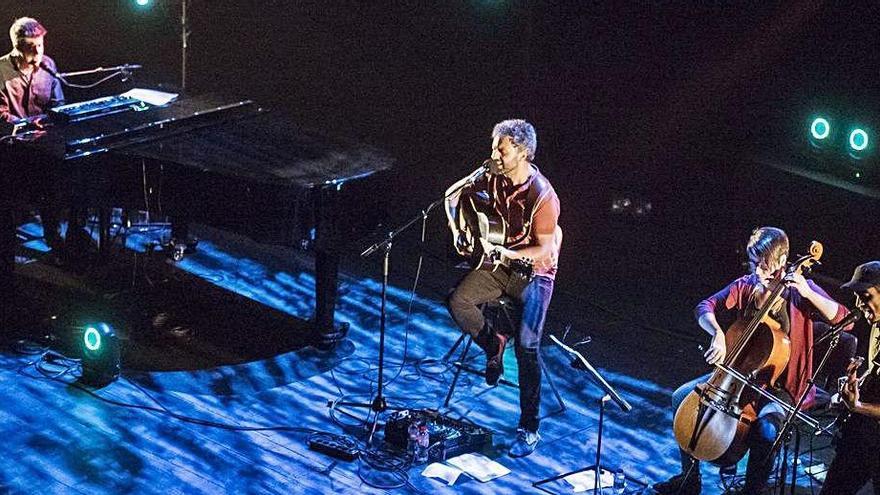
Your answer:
[2,90,393,346]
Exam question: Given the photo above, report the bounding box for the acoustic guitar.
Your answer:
[832,356,880,436]
[456,190,535,282]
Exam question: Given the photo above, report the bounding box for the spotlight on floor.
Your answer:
[80,323,120,387]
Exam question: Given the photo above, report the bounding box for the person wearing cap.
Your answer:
[819,261,880,495]
[654,227,850,495]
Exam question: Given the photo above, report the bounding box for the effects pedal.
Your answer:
[307,434,359,462]
[385,409,492,462]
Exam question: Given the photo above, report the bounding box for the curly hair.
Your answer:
[492,119,537,161]
[9,17,47,48]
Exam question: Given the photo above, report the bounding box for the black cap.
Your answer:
[842,261,880,292]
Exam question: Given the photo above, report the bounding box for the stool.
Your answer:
[442,296,566,415]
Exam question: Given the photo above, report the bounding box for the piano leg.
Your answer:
[0,198,13,309]
[97,207,112,259]
[312,185,348,349]
[0,156,29,337]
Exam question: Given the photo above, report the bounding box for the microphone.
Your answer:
[466,159,494,183]
[815,311,861,346]
[39,61,61,79]
[829,310,861,332]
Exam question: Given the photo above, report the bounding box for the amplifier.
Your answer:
[384,409,492,462]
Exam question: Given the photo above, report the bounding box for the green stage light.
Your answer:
[84,326,102,351]
[80,323,120,387]
[850,128,869,152]
[135,0,151,6]
[810,117,830,140]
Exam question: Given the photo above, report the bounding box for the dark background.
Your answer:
[8,1,880,340]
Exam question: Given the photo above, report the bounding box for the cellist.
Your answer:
[653,227,850,495]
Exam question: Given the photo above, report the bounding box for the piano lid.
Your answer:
[121,109,394,188]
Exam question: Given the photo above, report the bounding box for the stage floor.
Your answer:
[0,221,861,494]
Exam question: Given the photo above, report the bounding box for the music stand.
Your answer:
[534,335,634,495]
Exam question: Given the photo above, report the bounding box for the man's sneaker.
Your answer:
[485,333,508,386]
[652,472,701,495]
[509,428,540,458]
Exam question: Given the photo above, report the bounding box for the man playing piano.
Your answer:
[0,17,65,334]
[0,17,64,124]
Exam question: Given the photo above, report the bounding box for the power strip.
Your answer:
[308,434,359,462]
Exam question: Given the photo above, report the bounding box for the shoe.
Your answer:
[485,332,508,386]
[509,428,540,458]
[653,472,701,495]
[723,484,766,495]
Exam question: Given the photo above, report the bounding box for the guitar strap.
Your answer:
[868,323,880,375]
[507,168,552,248]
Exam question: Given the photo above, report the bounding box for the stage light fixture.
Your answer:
[810,117,830,141]
[135,0,152,6]
[849,128,869,152]
[80,323,120,387]
[845,126,874,164]
[807,115,835,153]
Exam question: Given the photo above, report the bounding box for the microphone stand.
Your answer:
[334,170,482,446]
[44,64,143,90]
[56,64,143,79]
[765,312,860,494]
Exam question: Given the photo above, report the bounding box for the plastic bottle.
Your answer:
[407,421,420,460]
[415,424,430,464]
[613,469,626,494]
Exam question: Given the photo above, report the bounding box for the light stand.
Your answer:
[534,335,634,494]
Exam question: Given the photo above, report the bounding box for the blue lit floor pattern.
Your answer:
[1,222,842,494]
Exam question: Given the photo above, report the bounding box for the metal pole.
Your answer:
[181,0,188,91]
[595,394,610,494]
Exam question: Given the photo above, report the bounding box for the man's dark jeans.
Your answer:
[447,267,554,432]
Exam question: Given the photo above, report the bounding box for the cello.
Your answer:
[672,242,823,466]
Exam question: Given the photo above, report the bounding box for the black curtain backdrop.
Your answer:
[6,1,880,324]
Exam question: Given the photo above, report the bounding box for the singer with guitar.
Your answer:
[444,119,561,458]
[819,261,880,495]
